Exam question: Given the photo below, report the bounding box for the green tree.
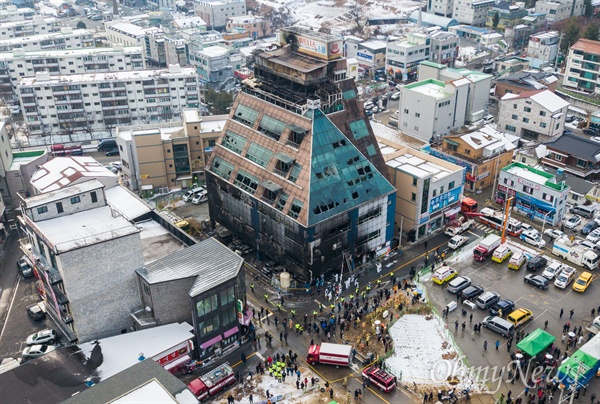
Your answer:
[583,0,593,17]
[204,88,233,115]
[492,12,500,30]
[561,19,580,54]
[76,21,87,29]
[584,24,599,40]
[524,0,537,8]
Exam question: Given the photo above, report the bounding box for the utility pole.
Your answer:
[554,33,563,73]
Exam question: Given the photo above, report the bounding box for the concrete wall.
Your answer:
[140,276,195,325]
[28,187,106,222]
[498,96,566,141]
[57,232,144,342]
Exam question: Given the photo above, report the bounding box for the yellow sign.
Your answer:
[141,174,150,179]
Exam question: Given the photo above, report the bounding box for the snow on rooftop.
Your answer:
[0,29,91,45]
[530,89,569,112]
[0,46,142,60]
[107,22,147,37]
[114,380,177,403]
[407,80,451,99]
[78,323,195,382]
[199,45,229,57]
[505,165,550,185]
[105,186,151,221]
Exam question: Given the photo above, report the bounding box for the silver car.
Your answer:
[447,276,472,294]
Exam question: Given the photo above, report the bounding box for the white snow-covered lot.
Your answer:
[385,314,486,393]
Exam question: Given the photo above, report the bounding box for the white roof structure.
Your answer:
[26,179,104,207]
[458,125,518,152]
[360,40,387,51]
[504,164,550,185]
[0,46,142,61]
[30,156,118,194]
[0,29,91,46]
[106,22,147,37]
[77,322,195,382]
[198,45,229,58]
[105,186,151,221]
[502,89,569,113]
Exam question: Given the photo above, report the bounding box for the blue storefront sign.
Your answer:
[429,187,463,213]
[357,52,373,60]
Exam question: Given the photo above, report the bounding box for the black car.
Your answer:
[26,303,46,321]
[524,274,549,289]
[16,256,34,278]
[526,256,548,272]
[581,220,599,235]
[460,284,484,300]
[105,148,120,156]
[583,128,599,136]
[489,299,515,316]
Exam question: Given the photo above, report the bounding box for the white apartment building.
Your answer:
[399,77,469,142]
[535,0,585,23]
[386,33,431,82]
[105,21,161,58]
[499,89,569,141]
[563,39,600,94]
[430,31,459,68]
[0,6,35,23]
[0,15,61,40]
[0,28,95,53]
[428,0,454,18]
[194,0,247,29]
[17,65,200,136]
[526,31,559,66]
[452,0,494,26]
[0,46,145,104]
[190,45,240,89]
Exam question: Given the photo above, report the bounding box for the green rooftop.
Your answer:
[420,61,445,69]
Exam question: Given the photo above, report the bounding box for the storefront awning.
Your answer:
[224,326,239,338]
[200,334,222,350]
[163,354,191,370]
[444,206,461,217]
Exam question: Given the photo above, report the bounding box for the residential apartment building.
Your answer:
[206,27,395,279]
[526,31,560,67]
[430,31,459,68]
[563,39,600,94]
[428,0,454,18]
[18,180,145,343]
[497,162,569,226]
[494,71,558,98]
[117,110,227,191]
[378,138,465,241]
[0,46,145,104]
[356,40,387,78]
[194,0,247,29]
[452,0,494,26]
[485,2,528,33]
[542,133,600,180]
[0,28,95,53]
[0,15,60,40]
[191,45,240,89]
[386,33,431,82]
[105,22,161,60]
[535,0,585,23]
[226,14,271,39]
[0,6,35,23]
[17,65,200,136]
[398,77,470,142]
[430,125,516,192]
[498,89,569,141]
[419,61,493,123]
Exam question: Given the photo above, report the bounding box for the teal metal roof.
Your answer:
[307,109,395,226]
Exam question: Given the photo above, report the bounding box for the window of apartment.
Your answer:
[404,109,409,114]
[554,153,562,161]
[412,177,417,186]
[542,193,554,202]
[411,192,416,202]
[245,142,272,168]
[222,130,247,154]
[90,191,97,203]
[234,170,259,194]
[415,113,420,118]
[70,196,81,204]
[56,202,63,213]
[505,125,516,132]
[577,158,587,168]
[513,104,517,109]
[523,117,529,123]
[539,111,546,116]
[433,189,437,197]
[37,206,48,214]
[522,185,534,194]
[440,186,444,193]
[219,286,235,305]
[512,114,518,120]
[449,181,455,190]
[275,192,289,211]
[288,199,303,219]
[524,107,531,113]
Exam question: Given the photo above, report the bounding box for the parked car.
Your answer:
[582,220,599,235]
[26,329,58,346]
[524,274,549,289]
[105,148,120,156]
[576,239,597,251]
[583,128,599,136]
[16,256,34,278]
[572,271,593,293]
[26,302,46,321]
[526,255,548,272]
[460,284,484,300]
[554,267,576,289]
[542,262,563,280]
[564,215,581,230]
[521,231,546,248]
[22,344,55,360]
[446,276,472,294]
[520,223,538,236]
[489,299,515,317]
[586,228,600,243]
[543,229,565,240]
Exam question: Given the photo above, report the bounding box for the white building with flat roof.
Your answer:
[0,6,35,23]
[16,65,200,136]
[0,28,95,53]
[0,15,61,40]
[452,0,494,26]
[194,0,247,29]
[386,32,431,82]
[0,46,145,104]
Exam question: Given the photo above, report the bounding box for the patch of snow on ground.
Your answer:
[458,46,488,62]
[385,314,486,393]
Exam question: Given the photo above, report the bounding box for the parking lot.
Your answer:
[425,231,599,396]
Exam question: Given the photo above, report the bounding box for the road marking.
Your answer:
[231,351,257,368]
[367,386,392,404]
[0,274,21,342]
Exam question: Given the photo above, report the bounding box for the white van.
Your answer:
[570,205,595,219]
[182,187,205,202]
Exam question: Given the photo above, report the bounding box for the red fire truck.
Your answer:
[188,363,236,401]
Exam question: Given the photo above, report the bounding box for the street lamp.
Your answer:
[540,210,552,240]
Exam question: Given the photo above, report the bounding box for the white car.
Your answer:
[191,191,208,205]
[586,228,600,243]
[554,267,576,289]
[520,231,546,248]
[564,215,581,230]
[520,223,539,237]
[576,239,596,251]
[544,229,565,240]
[448,235,468,250]
[542,262,563,280]
[26,329,58,346]
[22,344,56,360]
